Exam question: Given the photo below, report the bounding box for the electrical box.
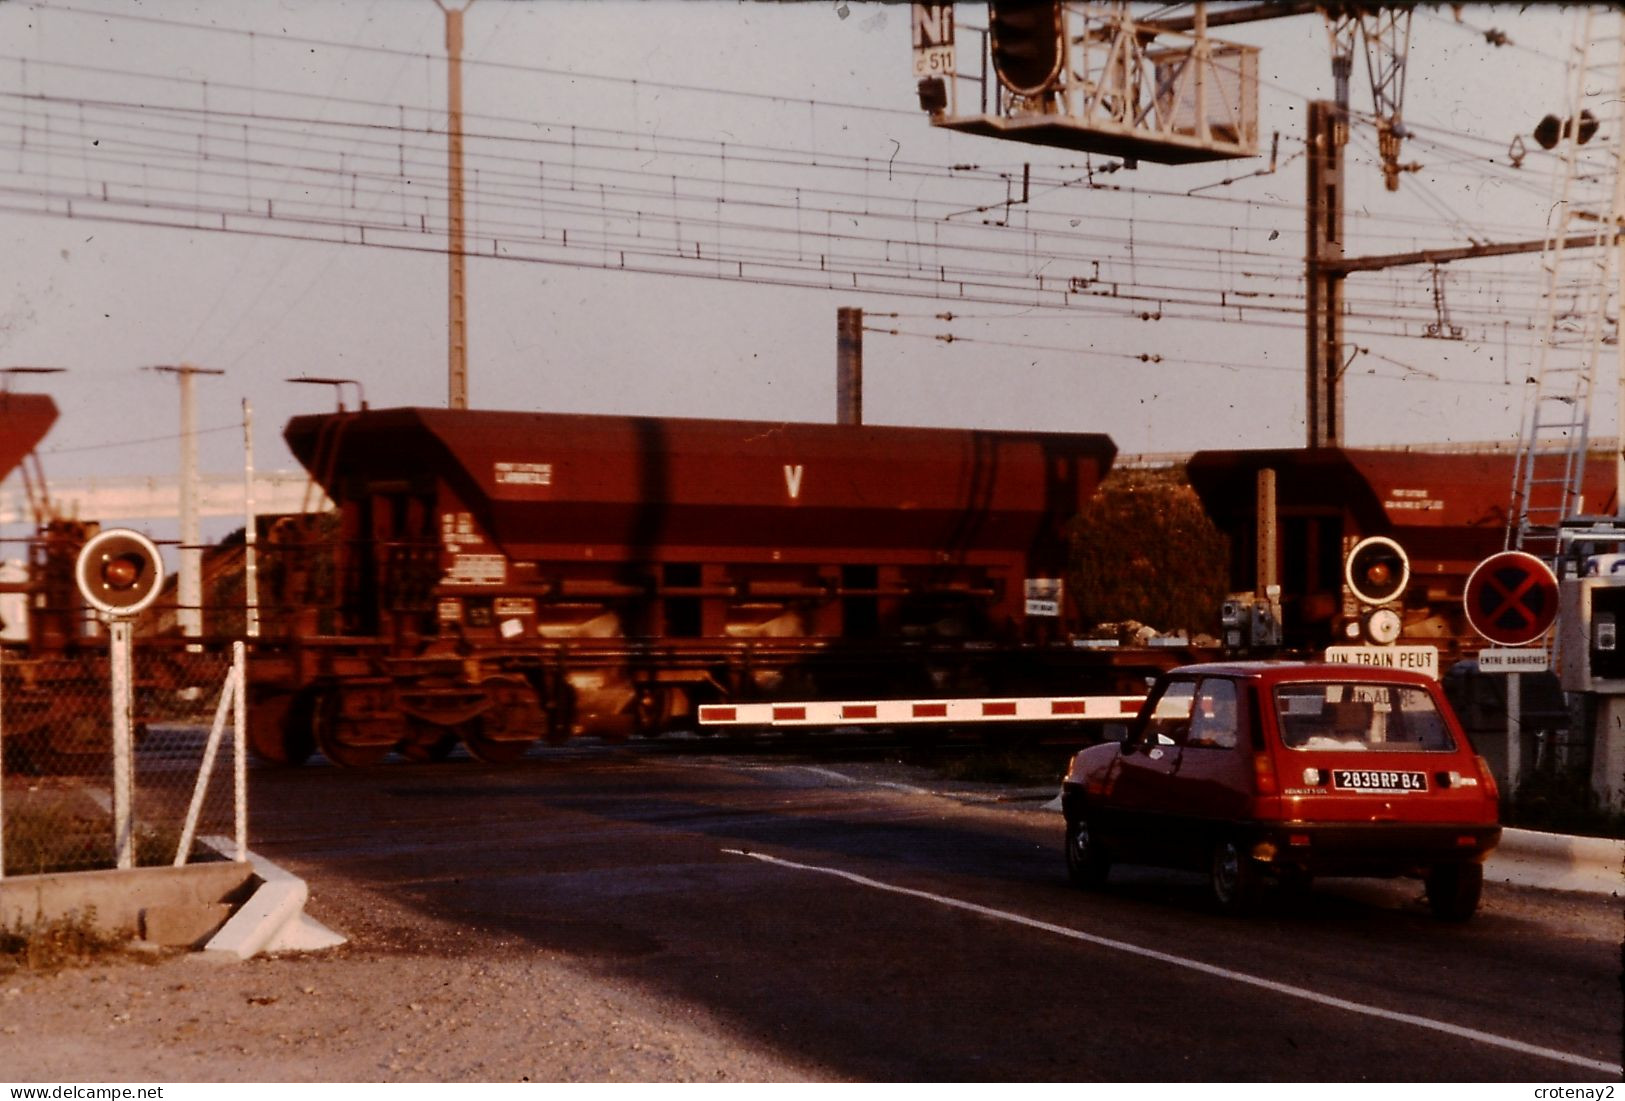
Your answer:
[1220,586,1281,651]
[1559,575,1625,692]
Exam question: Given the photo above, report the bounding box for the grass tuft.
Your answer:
[0,909,128,975]
[932,748,1071,786]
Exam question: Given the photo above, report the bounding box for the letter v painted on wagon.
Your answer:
[784,464,805,500]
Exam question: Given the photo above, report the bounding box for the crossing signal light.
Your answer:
[1345,536,1409,607]
[75,528,165,617]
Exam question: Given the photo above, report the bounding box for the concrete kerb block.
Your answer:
[1485,827,1625,895]
[199,836,345,960]
[0,861,254,938]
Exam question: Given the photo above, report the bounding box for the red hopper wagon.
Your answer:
[248,408,1131,765]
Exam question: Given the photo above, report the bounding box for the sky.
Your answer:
[0,1,1611,538]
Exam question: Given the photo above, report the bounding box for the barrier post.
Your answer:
[110,619,135,870]
[0,647,7,881]
[233,640,247,862]
[1505,671,1523,794]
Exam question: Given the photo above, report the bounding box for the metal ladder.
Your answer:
[1507,8,1624,568]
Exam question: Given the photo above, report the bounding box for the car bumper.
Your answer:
[1245,821,1502,877]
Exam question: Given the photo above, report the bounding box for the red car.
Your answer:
[1061,662,1502,920]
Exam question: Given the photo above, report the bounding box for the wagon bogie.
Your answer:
[308,680,399,768]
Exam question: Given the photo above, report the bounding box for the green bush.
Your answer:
[1069,466,1230,636]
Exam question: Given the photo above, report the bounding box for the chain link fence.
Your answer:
[0,640,245,878]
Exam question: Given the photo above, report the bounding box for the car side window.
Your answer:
[1143,681,1196,746]
[1186,679,1239,750]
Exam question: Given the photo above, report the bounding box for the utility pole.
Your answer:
[148,364,224,638]
[438,0,474,410]
[1305,100,1345,449]
[836,307,863,425]
[242,399,259,640]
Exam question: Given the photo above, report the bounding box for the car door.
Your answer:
[1160,677,1254,867]
[1099,678,1194,865]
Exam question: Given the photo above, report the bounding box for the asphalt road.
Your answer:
[246,742,1624,1082]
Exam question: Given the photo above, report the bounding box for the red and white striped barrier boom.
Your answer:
[697,695,1146,728]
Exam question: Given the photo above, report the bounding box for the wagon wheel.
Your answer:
[247,692,296,764]
[461,717,534,764]
[311,690,390,768]
[398,719,459,763]
[543,680,577,745]
[282,691,317,766]
[631,685,678,737]
[247,690,314,766]
[460,675,541,763]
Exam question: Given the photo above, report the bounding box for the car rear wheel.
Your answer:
[1210,838,1259,914]
[1064,815,1110,889]
[1425,861,1483,922]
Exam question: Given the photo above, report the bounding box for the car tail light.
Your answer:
[1253,752,1278,795]
[1475,755,1500,802]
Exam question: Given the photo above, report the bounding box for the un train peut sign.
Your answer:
[1323,644,1440,680]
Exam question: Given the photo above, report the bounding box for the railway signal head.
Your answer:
[1345,536,1410,607]
[75,528,165,617]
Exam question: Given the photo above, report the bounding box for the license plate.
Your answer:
[1332,769,1427,793]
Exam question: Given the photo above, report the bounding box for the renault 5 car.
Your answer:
[1060,661,1502,920]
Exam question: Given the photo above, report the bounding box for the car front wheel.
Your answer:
[1065,814,1110,888]
[1425,861,1484,922]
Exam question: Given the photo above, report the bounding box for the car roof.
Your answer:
[1159,660,1438,687]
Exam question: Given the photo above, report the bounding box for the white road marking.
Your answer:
[793,764,935,796]
[723,848,1621,1077]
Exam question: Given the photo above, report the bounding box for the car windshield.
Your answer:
[1274,681,1457,752]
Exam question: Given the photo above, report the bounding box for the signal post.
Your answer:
[74,529,164,869]
[1464,551,1560,798]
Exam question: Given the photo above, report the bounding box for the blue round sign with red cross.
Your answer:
[1463,551,1559,646]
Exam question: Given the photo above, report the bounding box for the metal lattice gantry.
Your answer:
[914,2,1260,165]
[1508,7,1625,565]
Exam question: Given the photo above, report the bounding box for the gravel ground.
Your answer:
[1,874,834,1083]
[0,755,1038,1085]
